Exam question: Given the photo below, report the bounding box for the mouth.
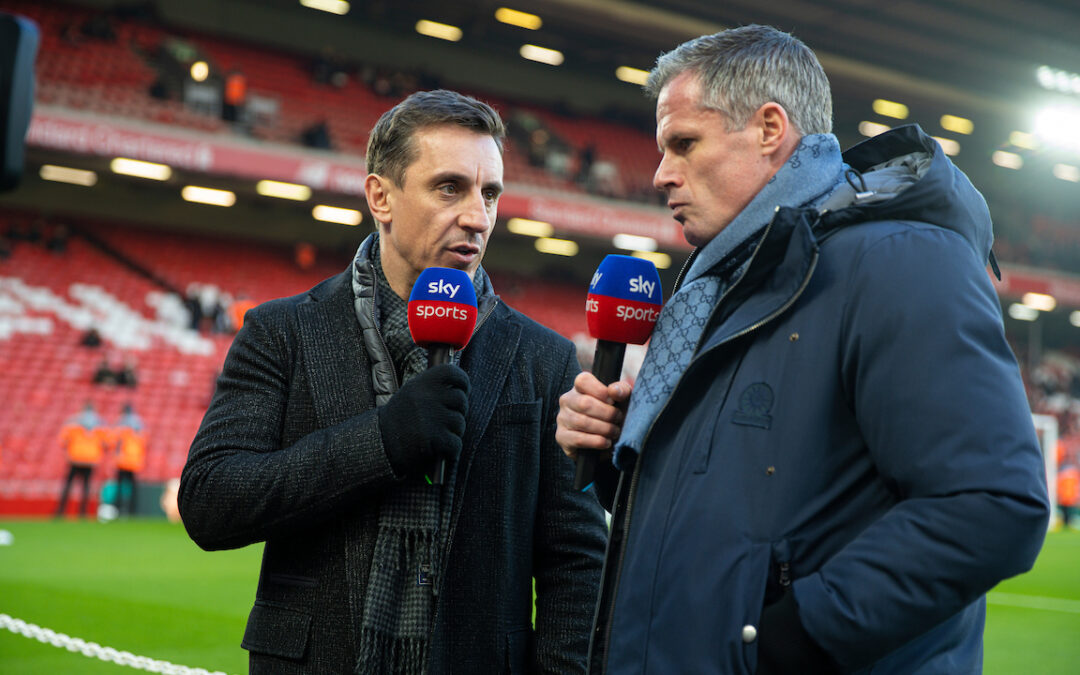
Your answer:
[668,202,687,224]
[445,242,482,264]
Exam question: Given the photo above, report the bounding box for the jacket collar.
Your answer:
[695,208,819,356]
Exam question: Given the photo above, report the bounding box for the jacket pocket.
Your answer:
[483,400,542,467]
[491,400,541,426]
[740,540,789,674]
[504,626,533,674]
[241,600,312,661]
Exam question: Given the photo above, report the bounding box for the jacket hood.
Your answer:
[819,124,994,264]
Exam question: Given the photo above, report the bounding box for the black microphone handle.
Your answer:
[427,345,454,484]
[574,339,627,491]
[428,345,453,368]
[592,339,627,385]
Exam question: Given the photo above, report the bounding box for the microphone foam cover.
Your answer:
[586,254,663,345]
[408,267,478,349]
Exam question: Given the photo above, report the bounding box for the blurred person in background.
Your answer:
[558,25,1050,674]
[184,282,203,331]
[117,354,138,388]
[55,401,106,518]
[160,477,181,523]
[228,292,256,332]
[112,403,146,517]
[79,324,102,347]
[92,354,119,385]
[180,89,606,674]
[222,69,247,123]
[1058,454,1079,530]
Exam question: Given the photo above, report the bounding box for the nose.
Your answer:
[459,189,492,233]
[653,153,680,192]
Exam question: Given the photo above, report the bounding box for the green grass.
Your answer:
[0,520,1077,673]
[0,518,261,674]
[985,529,1080,674]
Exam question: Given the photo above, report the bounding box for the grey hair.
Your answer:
[366,89,506,186]
[645,24,832,135]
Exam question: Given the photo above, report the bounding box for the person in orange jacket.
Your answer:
[1059,455,1079,530]
[228,293,256,332]
[113,403,146,517]
[55,401,106,518]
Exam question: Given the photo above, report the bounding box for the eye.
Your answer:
[676,137,694,152]
[483,188,500,203]
[438,183,459,195]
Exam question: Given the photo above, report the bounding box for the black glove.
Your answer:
[756,589,838,674]
[378,363,470,478]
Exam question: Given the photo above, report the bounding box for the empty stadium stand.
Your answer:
[0,209,344,514]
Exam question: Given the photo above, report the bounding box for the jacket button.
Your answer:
[742,624,757,643]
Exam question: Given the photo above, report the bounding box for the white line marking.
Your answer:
[987,592,1080,614]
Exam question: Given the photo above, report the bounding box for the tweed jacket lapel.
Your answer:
[294,274,522,558]
[296,270,376,428]
[449,302,521,536]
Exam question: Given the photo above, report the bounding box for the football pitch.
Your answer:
[1,519,1077,674]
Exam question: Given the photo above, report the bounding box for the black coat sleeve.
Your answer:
[178,303,398,551]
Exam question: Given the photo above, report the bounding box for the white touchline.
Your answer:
[986,592,1080,614]
[0,613,232,674]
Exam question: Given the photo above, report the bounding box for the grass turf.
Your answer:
[0,518,260,674]
[0,519,1077,673]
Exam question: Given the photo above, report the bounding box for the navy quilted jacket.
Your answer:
[591,126,1050,674]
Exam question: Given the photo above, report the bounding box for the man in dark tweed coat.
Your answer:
[179,90,607,674]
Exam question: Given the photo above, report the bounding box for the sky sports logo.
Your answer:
[589,271,659,302]
[408,267,478,348]
[585,254,663,344]
[425,278,463,299]
[413,302,472,320]
[586,297,661,322]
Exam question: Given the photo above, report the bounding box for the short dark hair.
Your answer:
[365,89,506,186]
[646,24,832,135]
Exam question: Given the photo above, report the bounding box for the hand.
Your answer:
[378,363,469,477]
[556,371,632,461]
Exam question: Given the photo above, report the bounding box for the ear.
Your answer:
[364,174,393,227]
[757,102,792,157]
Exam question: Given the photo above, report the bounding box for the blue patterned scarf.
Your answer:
[615,134,846,468]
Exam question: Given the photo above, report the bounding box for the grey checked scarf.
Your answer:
[354,241,483,674]
[615,134,847,469]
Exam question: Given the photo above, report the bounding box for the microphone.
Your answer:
[576,254,663,490]
[407,267,478,484]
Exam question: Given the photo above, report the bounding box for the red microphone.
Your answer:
[577,255,663,490]
[408,267,478,484]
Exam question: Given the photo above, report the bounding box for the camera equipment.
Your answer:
[0,12,39,192]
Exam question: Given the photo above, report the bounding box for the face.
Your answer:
[372,124,503,298]
[654,72,775,247]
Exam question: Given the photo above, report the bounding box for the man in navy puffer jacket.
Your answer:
[557,24,1050,675]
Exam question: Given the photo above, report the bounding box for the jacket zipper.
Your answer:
[717,251,817,348]
[778,561,791,590]
[671,247,700,295]
[598,453,642,668]
[598,213,819,670]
